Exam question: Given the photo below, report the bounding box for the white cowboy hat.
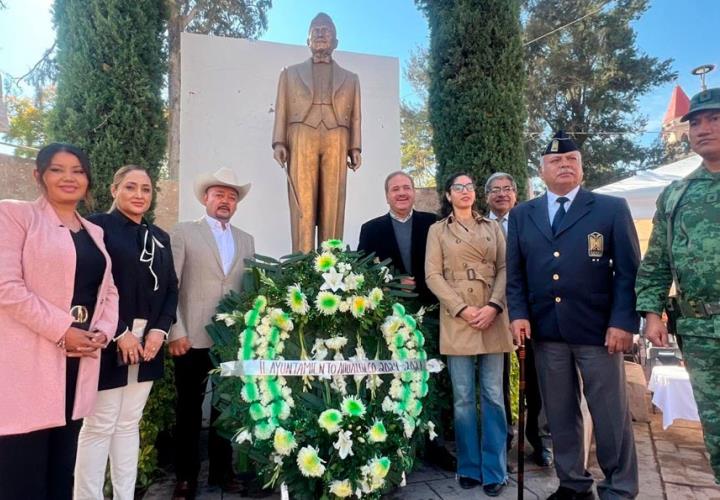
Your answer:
[193,167,251,204]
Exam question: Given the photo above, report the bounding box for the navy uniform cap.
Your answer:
[543,130,579,156]
[680,87,720,122]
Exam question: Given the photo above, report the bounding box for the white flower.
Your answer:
[320,268,346,292]
[343,272,363,291]
[381,396,394,412]
[311,338,328,360]
[329,480,353,498]
[402,417,416,438]
[389,378,403,399]
[325,336,348,351]
[366,374,383,390]
[215,312,236,326]
[337,262,352,274]
[338,299,351,312]
[330,375,348,395]
[416,306,427,323]
[234,428,253,444]
[427,421,438,441]
[368,287,383,309]
[273,427,297,456]
[333,430,354,459]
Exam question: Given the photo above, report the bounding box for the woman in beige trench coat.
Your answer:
[425,172,513,495]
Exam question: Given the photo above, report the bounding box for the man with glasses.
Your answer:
[506,131,640,500]
[485,173,553,469]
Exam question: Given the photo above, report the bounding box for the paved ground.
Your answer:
[143,397,720,499]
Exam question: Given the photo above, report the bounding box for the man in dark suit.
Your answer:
[357,171,456,471]
[357,171,436,305]
[506,131,640,500]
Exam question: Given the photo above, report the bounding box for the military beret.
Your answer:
[543,130,579,156]
[681,87,720,122]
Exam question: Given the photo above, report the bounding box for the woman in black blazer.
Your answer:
[74,165,178,500]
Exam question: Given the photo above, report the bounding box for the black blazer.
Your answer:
[357,210,437,304]
[506,189,640,346]
[88,211,179,390]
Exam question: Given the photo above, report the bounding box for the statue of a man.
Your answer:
[272,12,362,253]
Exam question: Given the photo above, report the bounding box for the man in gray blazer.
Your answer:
[168,168,254,499]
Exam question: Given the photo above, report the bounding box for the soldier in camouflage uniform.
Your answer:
[636,87,720,483]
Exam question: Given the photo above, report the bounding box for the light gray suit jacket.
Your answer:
[169,218,255,348]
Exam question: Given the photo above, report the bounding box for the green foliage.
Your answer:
[49,0,167,213]
[180,0,272,37]
[524,0,676,188]
[4,86,54,158]
[209,246,434,499]
[417,0,527,206]
[135,357,176,490]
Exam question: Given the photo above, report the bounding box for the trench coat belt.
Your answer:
[442,266,494,281]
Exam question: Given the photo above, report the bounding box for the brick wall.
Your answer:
[0,152,180,231]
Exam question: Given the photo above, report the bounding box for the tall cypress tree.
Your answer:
[417,0,526,202]
[50,0,167,213]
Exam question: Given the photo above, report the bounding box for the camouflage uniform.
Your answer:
[636,164,720,482]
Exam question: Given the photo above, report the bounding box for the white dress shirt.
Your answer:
[546,185,581,224]
[488,210,509,236]
[205,215,235,275]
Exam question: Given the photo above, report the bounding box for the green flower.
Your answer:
[392,303,406,317]
[241,327,255,360]
[314,252,337,272]
[341,396,367,418]
[368,420,387,443]
[254,420,275,440]
[297,446,326,477]
[270,308,294,331]
[253,295,268,312]
[318,409,343,434]
[240,383,260,403]
[273,427,297,456]
[285,284,310,315]
[315,291,341,315]
[321,239,344,251]
[244,309,260,327]
[402,315,417,330]
[249,402,266,421]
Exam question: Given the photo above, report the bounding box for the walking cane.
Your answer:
[517,327,527,500]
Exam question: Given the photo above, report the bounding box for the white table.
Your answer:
[648,365,700,429]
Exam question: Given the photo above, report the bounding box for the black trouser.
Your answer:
[0,358,82,500]
[174,348,233,484]
[503,340,548,452]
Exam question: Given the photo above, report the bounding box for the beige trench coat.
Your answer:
[425,213,513,355]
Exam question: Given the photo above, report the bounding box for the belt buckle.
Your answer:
[70,305,89,324]
[466,268,476,280]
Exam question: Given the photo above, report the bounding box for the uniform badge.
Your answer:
[588,232,604,258]
[550,139,559,152]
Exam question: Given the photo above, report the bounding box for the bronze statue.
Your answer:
[272,12,362,253]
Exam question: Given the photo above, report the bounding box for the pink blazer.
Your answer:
[0,197,118,435]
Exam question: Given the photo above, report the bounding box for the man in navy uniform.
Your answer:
[506,131,640,500]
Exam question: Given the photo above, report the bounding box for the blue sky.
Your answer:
[1,0,718,147]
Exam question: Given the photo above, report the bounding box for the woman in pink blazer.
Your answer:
[0,143,118,500]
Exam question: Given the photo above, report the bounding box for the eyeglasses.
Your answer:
[487,186,516,195]
[450,183,475,193]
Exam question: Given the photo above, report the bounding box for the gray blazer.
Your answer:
[169,218,255,348]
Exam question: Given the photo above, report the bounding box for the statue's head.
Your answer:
[307,13,338,56]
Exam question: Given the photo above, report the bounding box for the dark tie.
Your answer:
[551,196,569,235]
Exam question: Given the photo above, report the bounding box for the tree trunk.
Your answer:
[167,1,182,180]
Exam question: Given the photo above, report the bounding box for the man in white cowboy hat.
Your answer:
[168,167,254,499]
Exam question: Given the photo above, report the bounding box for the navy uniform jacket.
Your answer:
[358,210,437,304]
[506,189,640,345]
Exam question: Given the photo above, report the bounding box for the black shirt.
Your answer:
[88,210,179,390]
[70,228,106,311]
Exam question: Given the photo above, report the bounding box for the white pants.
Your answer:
[74,366,153,500]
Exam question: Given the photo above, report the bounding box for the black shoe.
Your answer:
[547,486,594,500]
[458,476,481,489]
[532,447,554,467]
[483,482,506,497]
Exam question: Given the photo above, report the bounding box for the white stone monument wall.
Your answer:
[179,33,400,258]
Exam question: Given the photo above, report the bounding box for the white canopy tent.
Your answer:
[594,154,703,219]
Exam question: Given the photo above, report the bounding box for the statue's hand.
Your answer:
[348,150,362,171]
[273,144,288,167]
